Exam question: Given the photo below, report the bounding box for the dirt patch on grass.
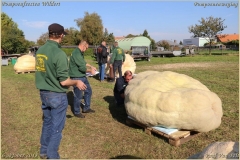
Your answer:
[138,62,236,70]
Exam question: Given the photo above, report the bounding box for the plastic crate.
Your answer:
[2,59,8,66]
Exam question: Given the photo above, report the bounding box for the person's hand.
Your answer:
[122,62,124,65]
[90,68,96,75]
[109,64,113,68]
[76,80,87,90]
[91,66,97,71]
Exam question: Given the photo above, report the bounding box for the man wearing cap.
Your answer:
[35,23,87,159]
[69,40,97,118]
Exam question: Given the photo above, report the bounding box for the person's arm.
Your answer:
[115,78,125,93]
[122,49,125,62]
[86,63,97,74]
[116,79,125,98]
[102,47,108,57]
[56,53,87,90]
[110,50,116,65]
[60,78,87,90]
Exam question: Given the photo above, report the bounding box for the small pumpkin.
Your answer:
[14,55,35,72]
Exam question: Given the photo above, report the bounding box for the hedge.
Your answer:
[61,48,94,57]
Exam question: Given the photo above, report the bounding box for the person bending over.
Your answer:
[113,70,133,106]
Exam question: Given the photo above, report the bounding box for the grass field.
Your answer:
[1,54,239,159]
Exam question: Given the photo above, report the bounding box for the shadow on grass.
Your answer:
[88,74,100,81]
[67,91,75,118]
[110,155,142,159]
[103,96,128,125]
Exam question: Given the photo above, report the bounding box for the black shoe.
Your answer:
[74,113,85,118]
[83,109,95,113]
[108,80,114,83]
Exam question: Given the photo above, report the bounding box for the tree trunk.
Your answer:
[209,42,212,55]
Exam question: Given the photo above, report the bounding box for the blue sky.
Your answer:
[1,1,239,43]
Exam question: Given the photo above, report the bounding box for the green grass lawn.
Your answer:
[1,54,239,159]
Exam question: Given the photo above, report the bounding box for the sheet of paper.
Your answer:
[128,115,178,135]
[86,71,99,77]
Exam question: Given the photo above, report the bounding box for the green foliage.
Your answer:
[75,12,104,45]
[37,28,81,46]
[1,12,29,54]
[142,29,156,50]
[84,48,94,56]
[157,40,170,50]
[61,48,94,57]
[179,41,183,45]
[61,48,75,57]
[188,16,227,55]
[181,47,186,52]
[37,32,49,45]
[125,34,138,38]
[103,28,115,46]
[61,27,81,45]
[223,40,239,45]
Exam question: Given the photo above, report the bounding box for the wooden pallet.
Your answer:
[15,70,36,74]
[126,117,200,147]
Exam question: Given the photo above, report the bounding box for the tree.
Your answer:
[103,28,115,46]
[104,33,115,47]
[179,41,183,45]
[75,12,104,45]
[37,27,81,46]
[142,30,148,37]
[125,34,138,38]
[37,32,49,46]
[142,29,156,50]
[61,27,81,45]
[157,40,170,50]
[103,28,108,38]
[188,16,227,55]
[1,12,28,54]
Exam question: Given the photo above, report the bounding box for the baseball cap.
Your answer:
[48,23,68,35]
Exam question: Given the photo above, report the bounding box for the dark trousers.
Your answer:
[71,77,92,114]
[113,60,122,78]
[114,92,124,105]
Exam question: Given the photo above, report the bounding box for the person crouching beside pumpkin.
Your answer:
[113,70,133,107]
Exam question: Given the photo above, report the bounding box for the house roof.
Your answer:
[115,36,125,40]
[216,34,239,42]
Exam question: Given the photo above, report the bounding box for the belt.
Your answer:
[70,76,86,78]
[40,89,65,93]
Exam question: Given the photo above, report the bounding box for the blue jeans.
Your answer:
[39,91,68,159]
[98,63,105,81]
[71,77,92,114]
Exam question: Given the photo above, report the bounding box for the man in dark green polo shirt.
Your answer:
[69,40,97,118]
[109,42,125,82]
[35,23,86,159]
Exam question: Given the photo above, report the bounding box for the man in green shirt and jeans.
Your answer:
[69,40,97,118]
[35,23,86,159]
[109,42,125,82]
